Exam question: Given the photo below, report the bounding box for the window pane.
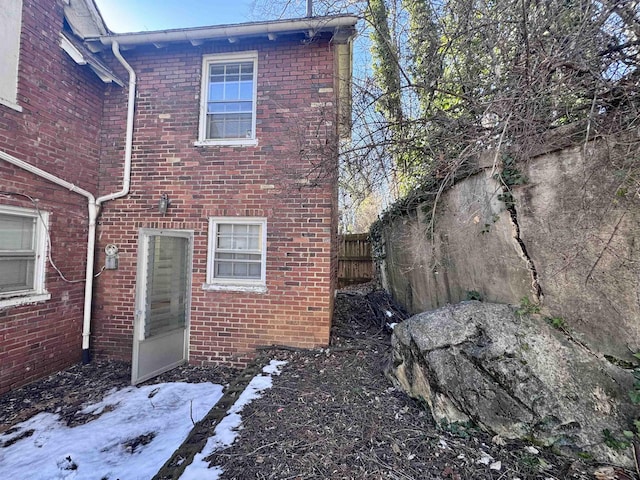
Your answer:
[233,262,248,277]
[208,83,224,101]
[239,62,253,76]
[215,261,233,277]
[145,236,189,338]
[216,226,233,248]
[218,224,233,234]
[209,65,225,77]
[248,263,261,277]
[0,258,35,292]
[214,259,261,279]
[239,81,253,100]
[0,214,35,251]
[207,113,252,139]
[205,59,255,140]
[215,224,261,252]
[225,82,239,100]
[225,64,240,76]
[213,221,263,280]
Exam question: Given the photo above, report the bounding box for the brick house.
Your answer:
[0,0,356,392]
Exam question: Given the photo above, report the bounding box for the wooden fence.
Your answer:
[337,233,373,288]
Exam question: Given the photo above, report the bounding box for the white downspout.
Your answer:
[0,151,95,201]
[80,41,136,362]
[1,41,136,365]
[0,149,98,365]
[97,41,135,205]
[81,201,99,363]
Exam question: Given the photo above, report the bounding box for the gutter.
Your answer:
[95,15,358,47]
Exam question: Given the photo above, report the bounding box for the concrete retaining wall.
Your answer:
[376,136,640,359]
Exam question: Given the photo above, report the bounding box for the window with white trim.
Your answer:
[0,0,23,111]
[198,52,258,146]
[206,217,266,291]
[0,205,49,305]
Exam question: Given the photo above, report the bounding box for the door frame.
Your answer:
[132,228,194,384]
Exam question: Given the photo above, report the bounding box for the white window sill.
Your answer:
[0,292,51,310]
[202,283,266,293]
[0,97,22,112]
[194,138,258,148]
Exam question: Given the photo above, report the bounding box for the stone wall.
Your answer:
[376,135,640,360]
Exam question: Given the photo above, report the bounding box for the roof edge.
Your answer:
[92,15,359,47]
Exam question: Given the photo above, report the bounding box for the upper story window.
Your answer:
[197,52,258,147]
[0,0,23,112]
[204,217,267,292]
[0,204,50,308]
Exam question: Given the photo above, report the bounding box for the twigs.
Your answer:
[584,211,627,285]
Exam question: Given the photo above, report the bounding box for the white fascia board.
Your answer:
[96,15,359,47]
[60,33,87,64]
[60,33,125,86]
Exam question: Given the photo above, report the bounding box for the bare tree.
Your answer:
[251,0,640,230]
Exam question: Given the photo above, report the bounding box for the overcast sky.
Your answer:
[94,0,254,33]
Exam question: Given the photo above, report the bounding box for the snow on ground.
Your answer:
[0,360,287,480]
[0,382,223,480]
[180,360,287,480]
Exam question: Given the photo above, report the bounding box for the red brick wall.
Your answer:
[0,0,105,394]
[93,36,339,366]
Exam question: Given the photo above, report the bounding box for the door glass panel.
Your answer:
[144,236,189,338]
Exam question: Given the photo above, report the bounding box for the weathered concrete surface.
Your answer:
[387,301,638,467]
[378,138,640,359]
[514,144,640,359]
[381,170,532,312]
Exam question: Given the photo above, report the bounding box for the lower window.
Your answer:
[0,204,49,305]
[206,217,266,291]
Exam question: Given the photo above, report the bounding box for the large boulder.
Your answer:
[387,301,639,467]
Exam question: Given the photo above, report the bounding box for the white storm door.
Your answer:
[132,229,193,384]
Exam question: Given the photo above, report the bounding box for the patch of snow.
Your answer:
[489,460,502,470]
[525,445,540,455]
[180,360,287,480]
[385,310,393,317]
[0,382,223,480]
[386,322,397,330]
[477,451,494,465]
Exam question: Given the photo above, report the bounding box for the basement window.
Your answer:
[196,52,258,147]
[0,205,50,308]
[204,217,266,292]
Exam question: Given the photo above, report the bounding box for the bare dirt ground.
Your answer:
[1,286,636,479]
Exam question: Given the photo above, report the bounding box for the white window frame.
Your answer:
[204,217,267,293]
[0,0,23,112]
[195,51,259,147]
[0,204,50,308]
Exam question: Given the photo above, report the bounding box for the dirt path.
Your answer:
[204,290,601,480]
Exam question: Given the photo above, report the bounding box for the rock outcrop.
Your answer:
[387,301,639,467]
